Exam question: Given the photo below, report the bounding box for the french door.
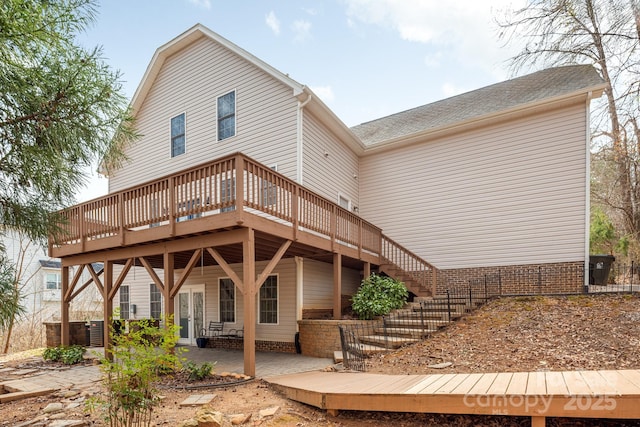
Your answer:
[175,285,204,345]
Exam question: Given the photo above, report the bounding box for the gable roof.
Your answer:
[351,65,607,150]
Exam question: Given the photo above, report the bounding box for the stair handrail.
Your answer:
[381,234,437,295]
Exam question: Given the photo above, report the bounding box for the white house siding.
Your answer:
[109,36,299,193]
[359,103,587,269]
[302,259,361,309]
[114,258,297,343]
[302,112,360,208]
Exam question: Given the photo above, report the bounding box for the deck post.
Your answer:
[363,262,370,279]
[243,228,256,377]
[531,416,546,427]
[103,261,113,360]
[333,253,342,320]
[163,252,175,322]
[60,266,70,346]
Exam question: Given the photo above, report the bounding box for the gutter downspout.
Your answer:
[297,93,312,184]
[585,91,593,291]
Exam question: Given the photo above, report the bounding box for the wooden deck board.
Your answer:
[267,369,640,423]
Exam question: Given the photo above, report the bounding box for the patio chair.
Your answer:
[227,326,243,338]
[201,321,224,337]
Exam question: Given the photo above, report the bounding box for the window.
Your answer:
[338,194,350,210]
[219,278,235,323]
[45,272,61,290]
[171,113,186,157]
[217,90,236,141]
[150,284,163,319]
[119,285,130,320]
[221,178,236,212]
[177,198,202,222]
[259,275,278,324]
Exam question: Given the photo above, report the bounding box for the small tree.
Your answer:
[351,273,408,320]
[89,317,185,427]
[590,207,629,256]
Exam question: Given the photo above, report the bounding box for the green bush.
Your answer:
[88,316,186,427]
[351,273,408,320]
[184,361,215,382]
[43,345,86,365]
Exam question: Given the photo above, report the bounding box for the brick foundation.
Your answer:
[298,319,373,358]
[204,337,296,353]
[436,261,585,296]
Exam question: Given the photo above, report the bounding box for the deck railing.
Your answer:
[50,153,386,257]
[381,235,437,293]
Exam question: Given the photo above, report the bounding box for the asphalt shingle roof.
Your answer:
[350,64,605,146]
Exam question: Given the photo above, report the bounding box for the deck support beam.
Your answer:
[333,253,342,320]
[163,252,175,323]
[103,261,114,359]
[531,417,545,427]
[243,228,256,377]
[60,266,70,346]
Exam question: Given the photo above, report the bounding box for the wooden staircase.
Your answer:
[379,235,437,297]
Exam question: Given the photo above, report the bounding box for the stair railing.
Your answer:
[381,234,437,295]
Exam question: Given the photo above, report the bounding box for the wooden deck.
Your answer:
[266,370,640,426]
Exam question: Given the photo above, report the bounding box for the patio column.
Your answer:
[243,228,256,377]
[103,261,113,359]
[333,253,342,320]
[60,266,70,346]
[164,252,175,322]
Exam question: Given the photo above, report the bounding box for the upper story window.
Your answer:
[45,272,61,290]
[217,90,236,141]
[171,113,186,157]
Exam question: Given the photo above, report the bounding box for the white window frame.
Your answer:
[44,270,61,290]
[217,90,236,141]
[218,277,236,324]
[119,285,130,320]
[258,274,279,325]
[149,283,164,320]
[170,112,187,158]
[337,192,351,211]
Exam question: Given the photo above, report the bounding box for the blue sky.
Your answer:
[76,0,527,201]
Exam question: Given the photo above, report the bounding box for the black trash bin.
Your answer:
[589,254,615,285]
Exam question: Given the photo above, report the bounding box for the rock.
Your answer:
[177,419,199,427]
[196,407,224,427]
[43,402,65,413]
[47,421,87,427]
[62,390,81,398]
[65,402,81,410]
[258,406,279,418]
[230,413,251,425]
[427,362,453,369]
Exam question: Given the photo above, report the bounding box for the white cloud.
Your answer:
[265,11,281,35]
[441,82,467,98]
[292,20,312,43]
[187,0,211,10]
[343,0,526,78]
[309,85,335,103]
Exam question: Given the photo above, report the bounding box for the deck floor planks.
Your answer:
[403,374,443,394]
[525,371,547,395]
[562,371,593,395]
[485,372,513,395]
[615,369,640,389]
[467,372,498,395]
[383,375,432,394]
[598,370,640,395]
[506,372,528,395]
[418,373,459,394]
[450,372,484,395]
[579,370,620,396]
[544,371,569,396]
[434,373,470,394]
[364,374,425,394]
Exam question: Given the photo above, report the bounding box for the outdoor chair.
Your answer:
[201,321,224,337]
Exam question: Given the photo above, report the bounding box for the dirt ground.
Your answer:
[3,293,640,426]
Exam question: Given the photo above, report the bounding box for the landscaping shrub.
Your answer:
[42,345,86,365]
[184,361,215,382]
[88,316,185,427]
[351,273,408,320]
